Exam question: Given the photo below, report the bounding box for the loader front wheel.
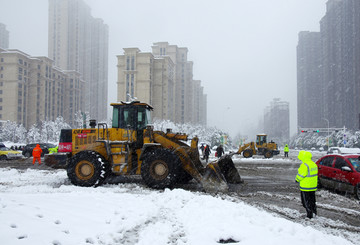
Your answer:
[264,150,273,158]
[141,149,180,189]
[243,149,253,158]
[67,151,108,187]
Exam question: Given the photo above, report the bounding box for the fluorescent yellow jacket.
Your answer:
[295,151,318,191]
[284,144,289,153]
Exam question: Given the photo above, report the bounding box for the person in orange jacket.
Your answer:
[32,144,42,165]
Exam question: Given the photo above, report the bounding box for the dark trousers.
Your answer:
[284,152,288,157]
[301,191,317,218]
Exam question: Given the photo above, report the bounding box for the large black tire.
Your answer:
[141,149,181,189]
[243,149,253,158]
[67,151,109,187]
[264,150,273,158]
[24,152,31,158]
[0,155,7,160]
[176,167,193,184]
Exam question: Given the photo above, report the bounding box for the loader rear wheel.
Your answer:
[141,149,180,189]
[264,150,273,158]
[243,149,253,158]
[67,151,109,187]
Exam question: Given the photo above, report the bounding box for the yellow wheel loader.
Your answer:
[45,101,242,192]
[234,134,280,158]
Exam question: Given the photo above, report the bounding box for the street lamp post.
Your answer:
[322,118,330,147]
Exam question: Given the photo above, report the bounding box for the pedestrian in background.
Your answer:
[200,144,205,159]
[216,145,225,158]
[295,151,318,219]
[284,144,289,158]
[204,144,211,163]
[32,144,42,165]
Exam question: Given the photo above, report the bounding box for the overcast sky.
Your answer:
[0,0,328,138]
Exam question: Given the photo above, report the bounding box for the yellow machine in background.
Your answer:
[234,134,280,158]
[45,101,242,192]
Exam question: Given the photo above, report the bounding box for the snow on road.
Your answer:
[0,167,356,245]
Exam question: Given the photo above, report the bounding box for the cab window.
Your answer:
[112,107,119,128]
[137,107,151,130]
[256,135,267,145]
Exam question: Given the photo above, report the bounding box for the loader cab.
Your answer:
[256,134,267,147]
[111,101,153,130]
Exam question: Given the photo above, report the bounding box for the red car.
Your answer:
[316,154,360,199]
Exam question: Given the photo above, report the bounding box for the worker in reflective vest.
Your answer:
[32,144,43,165]
[295,150,318,219]
[284,144,289,157]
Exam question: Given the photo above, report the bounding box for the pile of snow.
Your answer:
[0,168,354,245]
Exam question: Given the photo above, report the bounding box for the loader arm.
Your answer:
[152,132,205,182]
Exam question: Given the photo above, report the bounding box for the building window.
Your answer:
[126,74,129,95]
[0,90,2,94]
[0,106,2,110]
[18,59,23,65]
[0,58,3,62]
[131,74,134,97]
[126,56,130,70]
[131,56,135,70]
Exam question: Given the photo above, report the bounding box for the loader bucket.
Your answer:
[200,155,242,192]
[217,155,243,184]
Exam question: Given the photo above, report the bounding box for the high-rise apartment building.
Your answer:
[0,23,9,49]
[48,0,109,122]
[297,31,322,129]
[320,0,360,130]
[117,43,207,125]
[0,48,84,128]
[152,42,193,124]
[297,0,360,130]
[264,98,290,143]
[117,48,176,121]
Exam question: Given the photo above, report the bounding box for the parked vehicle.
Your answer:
[0,147,23,160]
[327,147,360,154]
[22,143,57,158]
[316,154,360,199]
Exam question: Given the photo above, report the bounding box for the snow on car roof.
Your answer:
[328,147,360,154]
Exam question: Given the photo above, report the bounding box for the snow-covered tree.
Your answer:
[0,121,28,143]
[27,125,41,143]
[74,111,91,128]
[152,119,232,149]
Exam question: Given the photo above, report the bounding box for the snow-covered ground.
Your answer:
[0,167,355,245]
